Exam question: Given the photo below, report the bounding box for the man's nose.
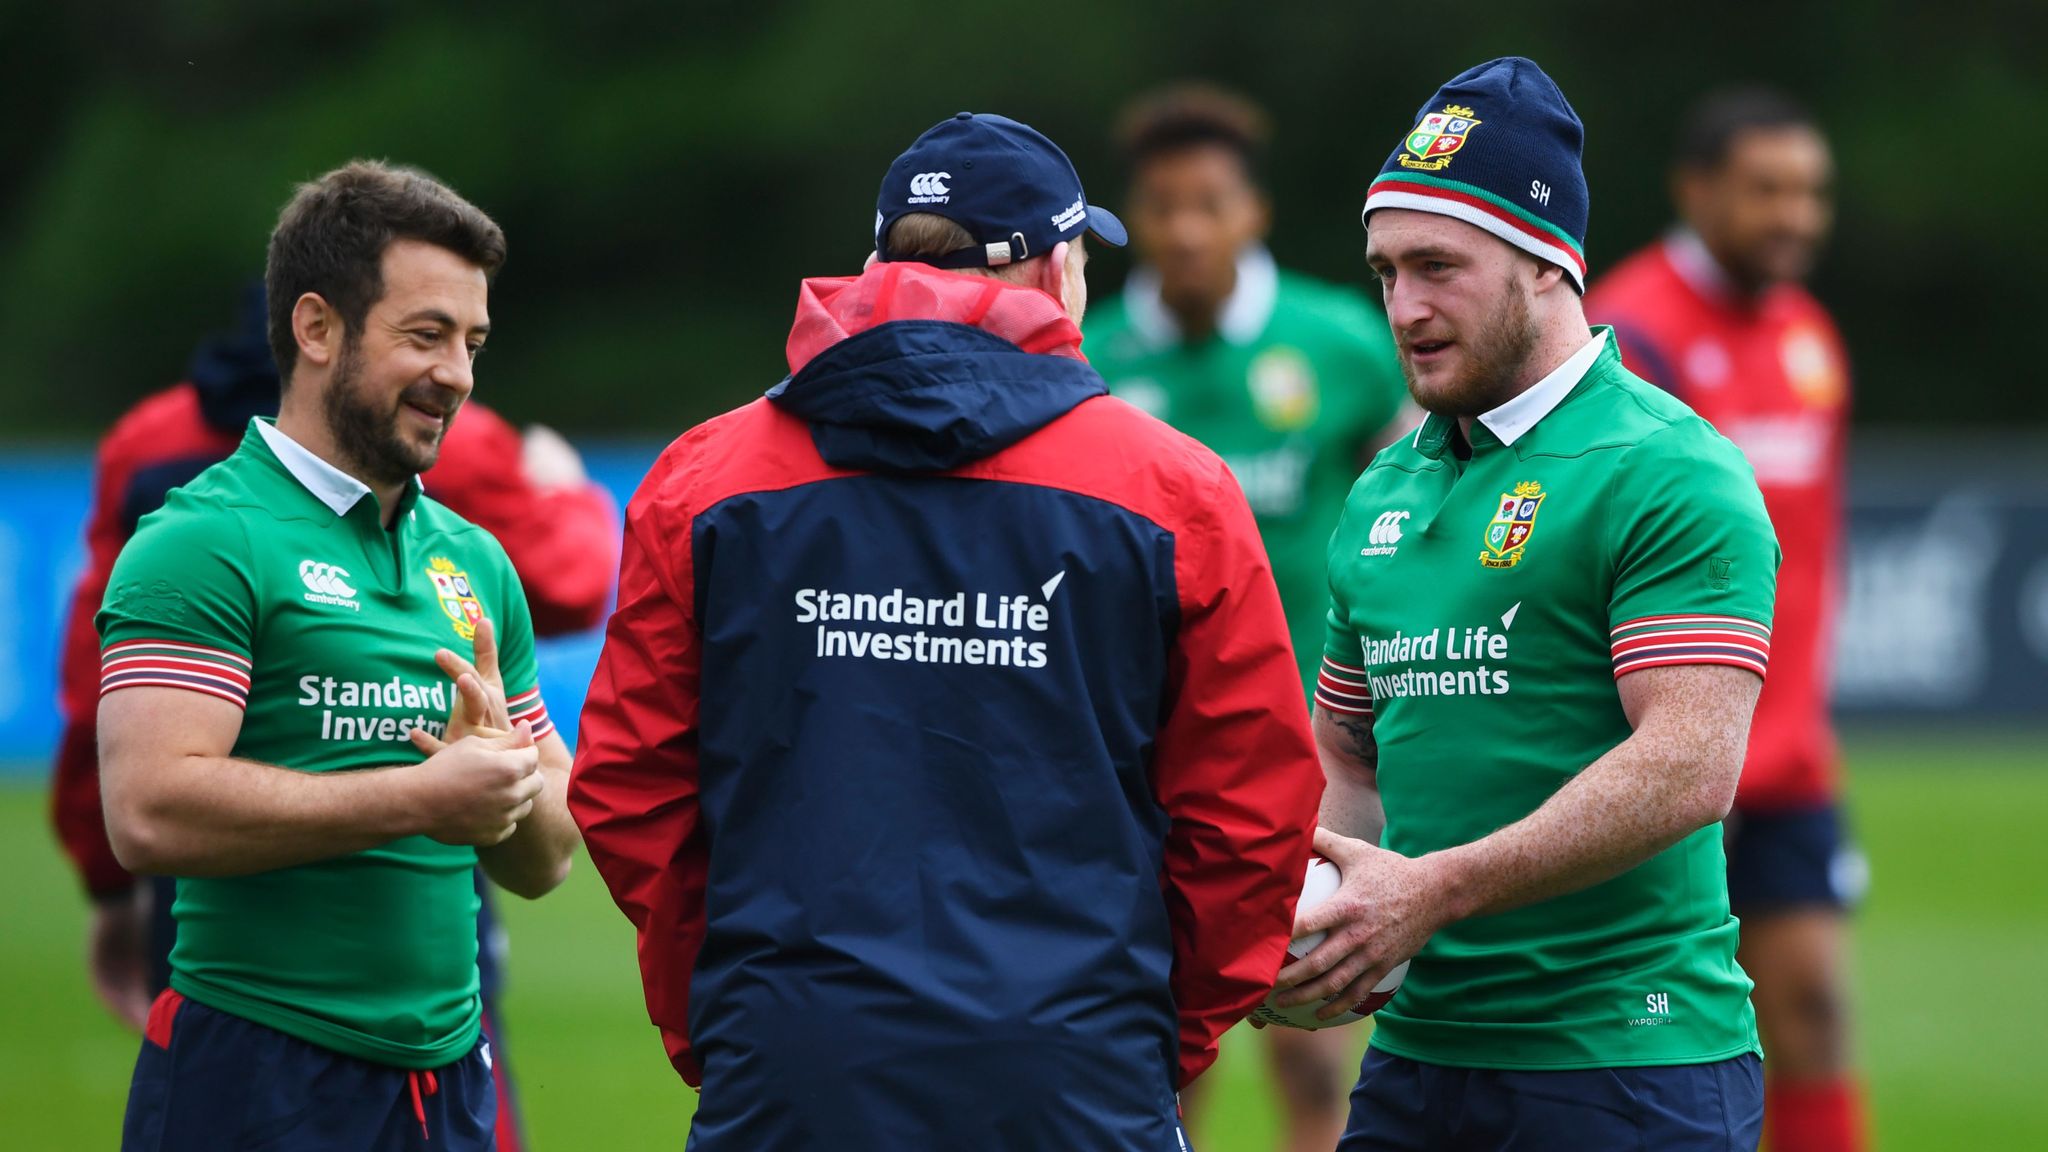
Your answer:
[431,346,475,398]
[1385,279,1433,332]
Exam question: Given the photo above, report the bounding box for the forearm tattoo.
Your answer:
[1333,713,1379,772]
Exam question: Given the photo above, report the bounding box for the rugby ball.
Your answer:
[1249,855,1408,1030]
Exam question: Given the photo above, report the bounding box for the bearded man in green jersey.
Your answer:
[1273,59,1777,1150]
[98,161,579,1152]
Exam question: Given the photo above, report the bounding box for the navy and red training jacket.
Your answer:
[49,309,619,898]
[569,263,1324,1150]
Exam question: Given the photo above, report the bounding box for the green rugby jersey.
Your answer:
[1085,247,1406,691]
[97,418,553,1069]
[1315,331,1776,1069]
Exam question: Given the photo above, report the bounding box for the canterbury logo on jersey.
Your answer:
[907,172,951,203]
[299,560,360,610]
[1361,510,1410,557]
[300,560,355,596]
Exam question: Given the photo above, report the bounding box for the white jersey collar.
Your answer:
[1122,243,1280,349]
[255,417,373,516]
[1664,228,1741,303]
[1476,330,1608,447]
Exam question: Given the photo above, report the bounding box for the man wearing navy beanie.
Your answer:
[1274,58,1776,1148]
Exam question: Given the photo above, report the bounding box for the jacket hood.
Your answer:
[190,280,282,432]
[768,262,1105,472]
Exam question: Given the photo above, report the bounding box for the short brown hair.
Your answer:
[1115,83,1270,179]
[265,160,506,383]
[882,213,977,263]
[1675,86,1819,172]
[882,213,1061,285]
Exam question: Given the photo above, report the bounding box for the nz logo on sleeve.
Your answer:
[426,557,484,641]
[299,559,360,611]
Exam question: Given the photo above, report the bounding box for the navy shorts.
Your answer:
[121,990,497,1151]
[1339,1047,1763,1151]
[1724,803,1868,914]
[142,872,525,1149]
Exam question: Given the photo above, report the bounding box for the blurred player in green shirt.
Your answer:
[1084,85,1408,1152]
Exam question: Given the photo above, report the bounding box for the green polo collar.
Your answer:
[1414,327,1620,460]
[246,418,424,522]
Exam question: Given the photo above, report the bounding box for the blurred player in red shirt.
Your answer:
[47,281,618,1152]
[1586,89,1865,1152]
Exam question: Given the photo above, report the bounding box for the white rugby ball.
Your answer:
[1249,856,1408,1030]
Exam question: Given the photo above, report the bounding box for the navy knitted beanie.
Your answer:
[1363,57,1590,289]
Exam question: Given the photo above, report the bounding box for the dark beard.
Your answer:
[1400,283,1540,418]
[322,338,459,487]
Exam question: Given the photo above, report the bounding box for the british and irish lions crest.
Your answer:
[427,557,484,641]
[1401,105,1482,172]
[1480,481,1545,569]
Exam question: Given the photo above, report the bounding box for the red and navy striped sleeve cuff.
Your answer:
[1313,656,1373,716]
[100,639,252,708]
[507,687,555,740]
[1610,614,1771,680]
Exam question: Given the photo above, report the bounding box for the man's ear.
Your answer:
[1527,253,1572,298]
[1672,166,1712,234]
[291,292,339,369]
[1038,240,1072,300]
[1250,191,1274,241]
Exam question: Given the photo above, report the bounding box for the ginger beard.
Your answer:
[1396,267,1540,419]
[322,334,463,487]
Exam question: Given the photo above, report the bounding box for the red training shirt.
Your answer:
[1587,232,1850,811]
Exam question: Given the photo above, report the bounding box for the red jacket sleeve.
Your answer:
[426,403,621,635]
[1151,463,1325,1087]
[49,423,146,899]
[566,461,708,1086]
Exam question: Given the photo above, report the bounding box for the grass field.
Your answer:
[3,733,2044,1149]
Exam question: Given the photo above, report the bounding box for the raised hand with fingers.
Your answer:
[1275,826,1448,1020]
[404,720,544,846]
[434,616,511,743]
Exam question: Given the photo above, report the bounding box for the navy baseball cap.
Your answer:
[875,112,1127,269]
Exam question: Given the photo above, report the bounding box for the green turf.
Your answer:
[3,734,2044,1149]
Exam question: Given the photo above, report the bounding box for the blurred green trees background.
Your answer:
[2,0,2042,439]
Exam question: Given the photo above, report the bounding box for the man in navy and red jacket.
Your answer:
[569,112,1325,1150]
[48,281,618,1152]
